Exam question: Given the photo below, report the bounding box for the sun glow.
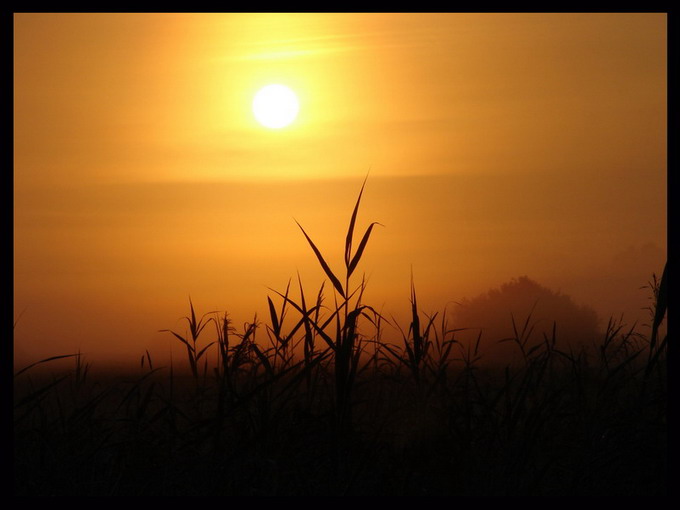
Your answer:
[252,84,300,129]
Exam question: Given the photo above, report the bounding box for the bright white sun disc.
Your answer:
[252,84,299,129]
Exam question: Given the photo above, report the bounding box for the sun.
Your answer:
[252,84,300,129]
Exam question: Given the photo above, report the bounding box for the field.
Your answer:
[14,184,668,496]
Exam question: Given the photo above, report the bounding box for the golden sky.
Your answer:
[14,13,666,368]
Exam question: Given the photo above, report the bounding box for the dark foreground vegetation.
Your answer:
[14,181,668,496]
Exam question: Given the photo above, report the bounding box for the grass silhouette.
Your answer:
[13,179,667,496]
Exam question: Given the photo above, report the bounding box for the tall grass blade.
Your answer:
[160,330,195,353]
[295,220,345,298]
[297,273,315,362]
[195,342,216,362]
[189,296,197,336]
[252,344,274,376]
[267,296,280,337]
[345,174,369,269]
[646,261,668,377]
[14,353,80,378]
[347,222,382,278]
[410,272,422,359]
[650,261,667,351]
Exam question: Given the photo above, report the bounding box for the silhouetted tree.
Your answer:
[453,276,600,366]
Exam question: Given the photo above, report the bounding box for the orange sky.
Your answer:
[14,13,667,369]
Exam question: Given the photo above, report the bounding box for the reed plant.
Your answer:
[13,178,667,496]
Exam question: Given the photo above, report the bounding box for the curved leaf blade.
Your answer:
[345,174,369,269]
[295,220,345,298]
[347,222,383,278]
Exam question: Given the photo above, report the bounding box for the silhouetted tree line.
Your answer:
[453,276,601,365]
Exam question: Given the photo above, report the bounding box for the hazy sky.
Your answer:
[14,13,666,368]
